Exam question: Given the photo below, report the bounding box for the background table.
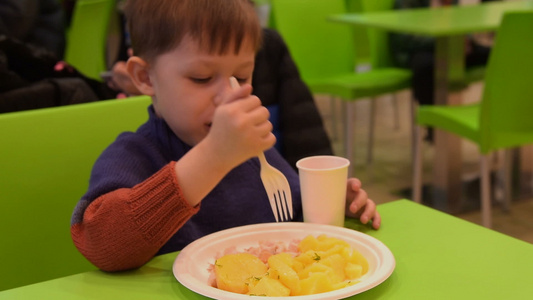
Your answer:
[1,200,532,299]
[329,0,533,212]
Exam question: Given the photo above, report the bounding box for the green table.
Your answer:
[329,1,533,36]
[1,200,532,299]
[329,1,533,212]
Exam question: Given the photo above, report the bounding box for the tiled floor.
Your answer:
[313,82,533,244]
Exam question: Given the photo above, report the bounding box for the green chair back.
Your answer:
[270,0,411,100]
[64,0,115,81]
[270,0,356,82]
[345,0,396,68]
[0,96,151,291]
[478,11,533,153]
[417,11,533,154]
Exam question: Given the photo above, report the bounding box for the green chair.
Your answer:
[345,0,396,69]
[412,11,533,228]
[0,96,151,291]
[345,0,408,165]
[64,0,116,81]
[270,0,411,174]
[346,0,485,164]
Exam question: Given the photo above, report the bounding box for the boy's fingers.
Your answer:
[218,83,253,105]
[350,189,368,213]
[359,199,376,224]
[349,178,362,190]
[371,211,381,229]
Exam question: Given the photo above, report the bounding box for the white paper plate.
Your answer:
[173,222,395,300]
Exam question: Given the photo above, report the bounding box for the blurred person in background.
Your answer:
[0,0,119,113]
[389,0,497,140]
[0,0,65,58]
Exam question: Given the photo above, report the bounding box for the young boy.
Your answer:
[71,0,380,272]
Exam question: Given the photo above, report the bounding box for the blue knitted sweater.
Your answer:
[71,105,302,270]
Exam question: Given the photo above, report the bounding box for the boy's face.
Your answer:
[147,35,256,146]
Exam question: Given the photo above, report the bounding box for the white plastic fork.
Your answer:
[229,77,293,222]
[257,152,294,222]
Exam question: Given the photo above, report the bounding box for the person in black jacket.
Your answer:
[0,0,119,112]
[389,0,495,107]
[389,0,495,141]
[0,0,66,58]
[252,28,333,168]
[0,35,119,113]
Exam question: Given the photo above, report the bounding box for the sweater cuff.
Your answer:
[127,162,199,245]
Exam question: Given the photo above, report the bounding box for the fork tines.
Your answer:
[272,189,292,222]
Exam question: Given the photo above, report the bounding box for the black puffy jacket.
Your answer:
[252,28,333,169]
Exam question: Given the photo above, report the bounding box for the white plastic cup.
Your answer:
[296,156,350,227]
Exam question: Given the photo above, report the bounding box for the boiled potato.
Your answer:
[296,272,334,296]
[320,253,347,283]
[345,262,364,280]
[316,234,350,251]
[333,279,360,290]
[247,276,291,297]
[298,235,320,253]
[294,249,324,266]
[214,253,267,294]
[341,247,369,274]
[267,253,301,295]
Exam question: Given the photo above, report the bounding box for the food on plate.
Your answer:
[214,253,268,294]
[212,234,368,296]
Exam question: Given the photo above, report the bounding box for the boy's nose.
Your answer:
[222,79,233,92]
[213,78,236,105]
[213,80,229,105]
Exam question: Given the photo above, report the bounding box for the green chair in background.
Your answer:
[345,0,485,165]
[270,0,411,174]
[345,0,397,73]
[0,96,151,291]
[345,0,408,165]
[413,11,533,228]
[64,0,116,81]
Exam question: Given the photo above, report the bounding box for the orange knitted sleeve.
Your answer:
[71,162,199,272]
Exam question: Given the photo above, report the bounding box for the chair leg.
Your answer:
[392,94,400,130]
[365,99,377,181]
[409,96,418,165]
[492,149,512,212]
[502,149,513,212]
[330,96,338,141]
[412,125,424,204]
[492,151,504,204]
[344,101,355,177]
[480,154,492,228]
[367,99,376,166]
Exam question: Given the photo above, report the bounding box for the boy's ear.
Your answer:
[126,56,155,96]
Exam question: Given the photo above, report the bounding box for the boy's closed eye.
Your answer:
[190,77,212,84]
[234,77,248,83]
[189,77,248,84]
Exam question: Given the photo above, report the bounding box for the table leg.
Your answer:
[519,145,533,197]
[344,101,355,178]
[431,36,465,213]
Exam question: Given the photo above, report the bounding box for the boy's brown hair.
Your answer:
[124,0,262,62]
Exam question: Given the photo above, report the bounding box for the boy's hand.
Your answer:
[207,80,276,167]
[107,61,142,96]
[345,178,381,229]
